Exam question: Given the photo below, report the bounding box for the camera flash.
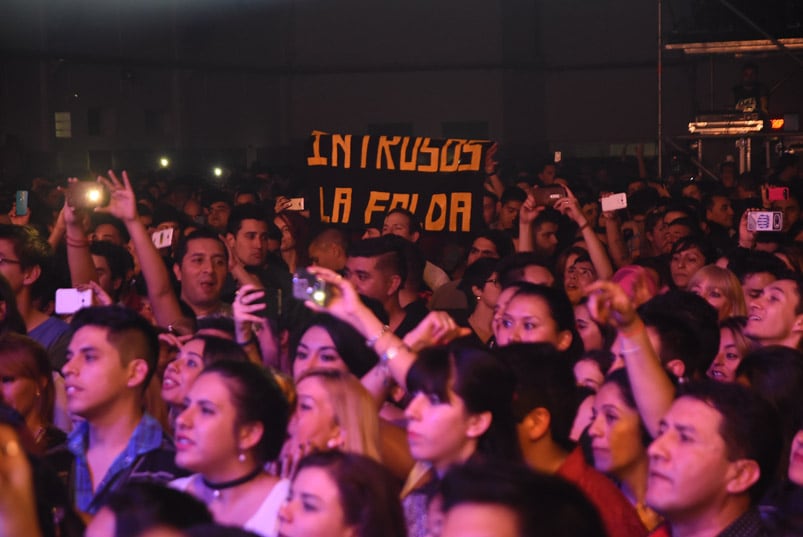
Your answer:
[86,189,101,202]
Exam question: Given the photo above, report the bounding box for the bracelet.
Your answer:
[365,325,390,349]
[380,344,409,364]
[65,236,89,248]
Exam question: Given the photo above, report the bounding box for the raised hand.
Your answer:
[96,170,138,222]
[402,311,470,352]
[584,280,639,332]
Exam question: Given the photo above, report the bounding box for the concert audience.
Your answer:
[4,150,803,537]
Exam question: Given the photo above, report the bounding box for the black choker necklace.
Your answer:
[201,466,263,499]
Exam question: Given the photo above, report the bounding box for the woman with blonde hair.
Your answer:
[687,264,746,321]
[284,368,381,465]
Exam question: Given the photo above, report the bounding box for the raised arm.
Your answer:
[97,171,187,330]
[585,280,675,437]
[62,180,99,286]
[556,187,614,280]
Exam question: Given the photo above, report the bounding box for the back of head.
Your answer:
[736,345,803,477]
[199,360,289,464]
[296,451,405,537]
[192,334,249,366]
[496,253,554,288]
[637,290,720,380]
[678,380,783,504]
[102,482,213,537]
[70,305,159,390]
[497,343,580,452]
[440,460,607,537]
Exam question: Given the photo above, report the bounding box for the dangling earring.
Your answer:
[238,451,246,463]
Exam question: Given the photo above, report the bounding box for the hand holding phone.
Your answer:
[55,288,93,315]
[15,191,29,216]
[292,268,330,306]
[67,182,109,209]
[600,193,628,212]
[533,186,566,207]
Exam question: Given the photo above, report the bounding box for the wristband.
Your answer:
[366,325,390,349]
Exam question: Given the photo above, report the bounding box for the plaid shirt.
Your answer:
[67,413,180,514]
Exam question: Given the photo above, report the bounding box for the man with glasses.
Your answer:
[0,224,70,368]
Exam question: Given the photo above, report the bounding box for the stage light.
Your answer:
[213,167,223,178]
[159,157,170,168]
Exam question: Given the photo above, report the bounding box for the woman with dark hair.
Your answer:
[401,343,520,537]
[274,211,311,274]
[588,369,660,533]
[574,297,615,353]
[278,451,406,537]
[290,314,378,380]
[668,236,714,290]
[456,258,500,345]
[0,334,64,452]
[494,282,583,361]
[171,360,290,537]
[161,335,249,428]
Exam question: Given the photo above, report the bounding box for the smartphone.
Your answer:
[600,193,628,212]
[15,190,29,216]
[287,197,305,211]
[768,186,789,201]
[554,151,562,164]
[533,186,566,206]
[292,268,329,306]
[151,228,174,249]
[55,288,93,315]
[67,182,109,209]
[747,211,783,232]
[256,287,282,320]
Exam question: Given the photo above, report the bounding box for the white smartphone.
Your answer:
[747,211,783,232]
[55,288,93,315]
[600,193,628,212]
[151,228,175,249]
[287,198,305,211]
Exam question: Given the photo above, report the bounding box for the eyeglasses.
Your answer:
[0,257,21,266]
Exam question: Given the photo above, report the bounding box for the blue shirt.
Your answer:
[67,413,178,514]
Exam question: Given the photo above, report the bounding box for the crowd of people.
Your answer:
[0,148,801,537]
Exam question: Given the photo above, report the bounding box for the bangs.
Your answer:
[405,346,451,402]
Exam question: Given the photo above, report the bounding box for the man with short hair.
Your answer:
[440,460,607,537]
[744,272,803,349]
[172,229,230,318]
[647,381,782,537]
[201,190,232,234]
[493,187,527,232]
[345,235,425,336]
[52,306,183,515]
[308,227,349,272]
[0,224,70,367]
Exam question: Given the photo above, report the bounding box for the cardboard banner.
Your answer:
[306,131,492,235]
